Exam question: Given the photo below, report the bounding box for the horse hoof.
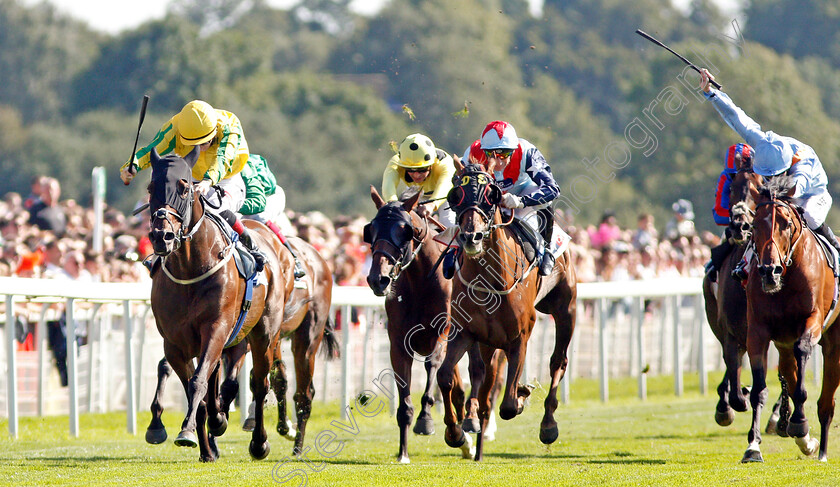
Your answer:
[413,415,435,436]
[461,418,480,434]
[445,428,466,449]
[540,425,559,445]
[145,427,168,444]
[242,418,256,432]
[174,431,198,448]
[715,408,735,427]
[787,420,809,438]
[460,434,475,459]
[249,439,271,460]
[765,418,777,435]
[741,449,763,463]
[795,436,819,456]
[277,419,297,441]
[201,435,220,462]
[208,416,228,437]
[499,406,517,421]
[397,454,410,464]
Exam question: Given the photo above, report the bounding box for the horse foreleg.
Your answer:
[817,327,840,462]
[461,343,484,433]
[414,353,439,436]
[723,337,748,416]
[205,363,227,437]
[499,336,528,421]
[174,336,224,462]
[220,342,248,418]
[788,336,819,456]
[474,345,499,462]
[145,357,172,444]
[436,332,474,455]
[390,344,414,464]
[249,340,272,460]
[742,333,770,463]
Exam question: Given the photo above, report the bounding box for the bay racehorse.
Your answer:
[703,155,767,426]
[741,176,840,462]
[365,186,492,462]
[145,147,335,461]
[436,161,577,461]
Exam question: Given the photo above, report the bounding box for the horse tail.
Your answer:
[320,316,341,360]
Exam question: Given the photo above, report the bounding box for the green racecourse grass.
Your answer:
[2,372,840,487]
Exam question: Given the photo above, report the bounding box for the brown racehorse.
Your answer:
[741,175,840,463]
[145,147,335,462]
[365,187,490,462]
[703,157,767,425]
[436,161,577,461]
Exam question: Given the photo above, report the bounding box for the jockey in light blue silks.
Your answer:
[700,69,840,281]
[441,120,560,278]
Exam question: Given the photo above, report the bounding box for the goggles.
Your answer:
[483,148,514,159]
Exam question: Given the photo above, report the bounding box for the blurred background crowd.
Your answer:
[0,176,717,287]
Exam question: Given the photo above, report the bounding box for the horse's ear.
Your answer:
[370,185,386,209]
[453,154,465,173]
[184,145,199,167]
[403,188,422,212]
[150,148,161,166]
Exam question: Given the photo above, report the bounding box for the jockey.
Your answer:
[704,142,753,282]
[700,69,840,280]
[119,100,299,274]
[382,133,456,226]
[443,120,560,278]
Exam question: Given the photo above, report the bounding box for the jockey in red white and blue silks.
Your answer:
[464,120,561,275]
[713,143,753,226]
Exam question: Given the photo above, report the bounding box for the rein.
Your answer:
[371,211,431,282]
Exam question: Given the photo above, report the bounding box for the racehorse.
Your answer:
[741,175,840,463]
[365,187,490,462]
[436,161,577,461]
[702,155,766,426]
[145,147,336,462]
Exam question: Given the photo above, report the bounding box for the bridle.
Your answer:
[149,182,203,253]
[365,209,430,282]
[755,196,805,276]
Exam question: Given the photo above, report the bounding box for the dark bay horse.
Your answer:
[436,161,577,461]
[145,148,335,461]
[741,176,840,463]
[365,187,483,462]
[702,158,765,426]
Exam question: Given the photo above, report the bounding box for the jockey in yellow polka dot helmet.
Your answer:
[382,133,456,227]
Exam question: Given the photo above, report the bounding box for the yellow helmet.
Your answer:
[397,133,436,168]
[176,100,218,146]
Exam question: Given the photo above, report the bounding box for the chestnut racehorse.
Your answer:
[741,176,840,463]
[436,161,577,461]
[145,147,335,461]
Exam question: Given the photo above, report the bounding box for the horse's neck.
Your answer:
[462,210,523,282]
[171,203,222,267]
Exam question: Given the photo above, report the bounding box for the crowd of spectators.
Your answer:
[0,176,716,287]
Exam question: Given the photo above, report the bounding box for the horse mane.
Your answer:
[398,186,423,203]
[759,175,796,202]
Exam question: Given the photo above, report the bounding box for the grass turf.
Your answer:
[1,372,839,486]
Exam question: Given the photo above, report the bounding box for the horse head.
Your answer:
[146,147,200,256]
[364,186,425,296]
[752,176,802,294]
[447,158,502,256]
[728,153,763,244]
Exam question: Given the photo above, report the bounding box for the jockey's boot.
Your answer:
[706,237,735,283]
[814,223,840,255]
[265,220,306,279]
[222,210,265,272]
[538,208,555,276]
[442,247,459,280]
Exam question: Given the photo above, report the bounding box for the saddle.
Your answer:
[811,229,839,278]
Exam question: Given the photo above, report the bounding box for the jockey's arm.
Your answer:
[381,156,402,202]
[426,154,455,210]
[120,117,178,175]
[522,149,560,207]
[238,162,268,216]
[704,89,766,149]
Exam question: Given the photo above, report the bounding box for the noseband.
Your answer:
[150,183,205,252]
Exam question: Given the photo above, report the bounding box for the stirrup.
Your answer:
[251,249,266,273]
[292,259,306,279]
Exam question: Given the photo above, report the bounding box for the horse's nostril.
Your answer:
[378,276,390,288]
[473,232,484,243]
[163,232,175,241]
[773,266,783,276]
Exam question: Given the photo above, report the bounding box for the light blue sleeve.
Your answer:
[706,89,766,149]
